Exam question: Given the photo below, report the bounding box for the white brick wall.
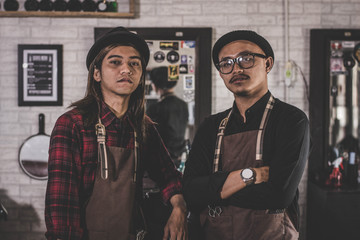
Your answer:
[1,0,360,239]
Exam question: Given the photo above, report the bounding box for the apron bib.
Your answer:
[200,95,298,240]
[85,118,145,240]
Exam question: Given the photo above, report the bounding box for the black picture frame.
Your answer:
[18,44,63,106]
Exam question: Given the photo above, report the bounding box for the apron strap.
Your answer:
[95,119,109,180]
[95,117,139,182]
[213,110,232,172]
[212,94,275,173]
[133,131,139,183]
[255,95,275,161]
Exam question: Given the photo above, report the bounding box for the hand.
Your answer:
[220,166,270,199]
[254,166,269,184]
[163,194,188,240]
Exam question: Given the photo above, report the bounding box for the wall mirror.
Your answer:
[308,28,360,240]
[309,29,360,183]
[18,113,49,180]
[94,27,212,141]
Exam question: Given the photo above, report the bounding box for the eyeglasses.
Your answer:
[216,53,267,74]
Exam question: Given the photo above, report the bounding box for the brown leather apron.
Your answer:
[85,118,145,240]
[200,95,299,240]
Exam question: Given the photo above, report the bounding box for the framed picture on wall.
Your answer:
[18,44,63,106]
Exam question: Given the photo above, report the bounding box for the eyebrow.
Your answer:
[107,55,142,61]
[219,51,253,62]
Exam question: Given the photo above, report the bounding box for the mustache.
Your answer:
[230,74,249,83]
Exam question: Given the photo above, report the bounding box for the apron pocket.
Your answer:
[252,211,285,240]
[200,214,233,240]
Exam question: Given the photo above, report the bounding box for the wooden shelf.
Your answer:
[0,0,135,18]
[0,11,134,18]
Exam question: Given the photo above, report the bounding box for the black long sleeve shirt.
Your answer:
[147,94,189,158]
[183,92,310,216]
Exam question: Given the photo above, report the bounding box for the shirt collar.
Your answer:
[160,92,174,101]
[99,100,131,127]
[231,91,271,122]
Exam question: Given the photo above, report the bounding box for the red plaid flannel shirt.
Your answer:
[45,101,182,240]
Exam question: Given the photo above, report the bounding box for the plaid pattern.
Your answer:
[45,101,182,240]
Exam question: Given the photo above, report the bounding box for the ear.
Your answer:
[265,57,274,73]
[93,68,101,82]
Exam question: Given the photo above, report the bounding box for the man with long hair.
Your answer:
[45,27,187,240]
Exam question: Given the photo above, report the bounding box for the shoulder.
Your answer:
[197,108,232,133]
[145,116,159,136]
[272,98,309,127]
[54,108,85,131]
[274,98,307,117]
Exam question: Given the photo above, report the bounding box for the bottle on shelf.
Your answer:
[67,0,82,11]
[81,0,96,12]
[38,0,53,11]
[24,0,39,11]
[96,0,107,12]
[4,0,19,11]
[53,0,67,11]
[107,0,117,12]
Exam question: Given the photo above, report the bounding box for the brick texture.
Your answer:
[1,0,360,239]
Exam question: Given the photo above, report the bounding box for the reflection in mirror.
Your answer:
[19,113,50,180]
[328,40,360,187]
[146,66,190,172]
[329,41,359,146]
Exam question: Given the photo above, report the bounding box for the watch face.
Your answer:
[242,168,253,178]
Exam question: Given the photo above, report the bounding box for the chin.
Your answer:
[232,88,250,96]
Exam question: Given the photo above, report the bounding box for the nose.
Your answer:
[120,63,132,75]
[232,62,244,73]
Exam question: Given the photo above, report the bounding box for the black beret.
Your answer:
[150,66,177,90]
[212,30,274,66]
[86,26,150,69]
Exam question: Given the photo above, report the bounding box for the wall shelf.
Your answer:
[0,0,134,18]
[0,11,134,18]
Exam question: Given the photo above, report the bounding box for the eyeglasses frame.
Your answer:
[216,52,268,74]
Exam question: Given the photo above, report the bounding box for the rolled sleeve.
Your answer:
[144,123,183,205]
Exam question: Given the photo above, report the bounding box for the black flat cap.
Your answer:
[212,30,274,66]
[86,26,150,69]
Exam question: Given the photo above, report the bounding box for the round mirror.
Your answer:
[19,114,50,180]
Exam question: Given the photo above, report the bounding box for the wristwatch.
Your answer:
[240,168,256,186]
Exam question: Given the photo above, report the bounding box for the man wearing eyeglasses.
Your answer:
[183,30,310,240]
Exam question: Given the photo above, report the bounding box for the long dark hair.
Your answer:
[71,43,149,141]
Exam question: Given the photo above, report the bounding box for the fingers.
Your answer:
[254,166,269,183]
[163,223,188,240]
[163,205,188,240]
[163,225,170,240]
[167,229,186,240]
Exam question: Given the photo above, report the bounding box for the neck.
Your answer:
[234,90,267,122]
[159,88,174,98]
[103,96,130,118]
